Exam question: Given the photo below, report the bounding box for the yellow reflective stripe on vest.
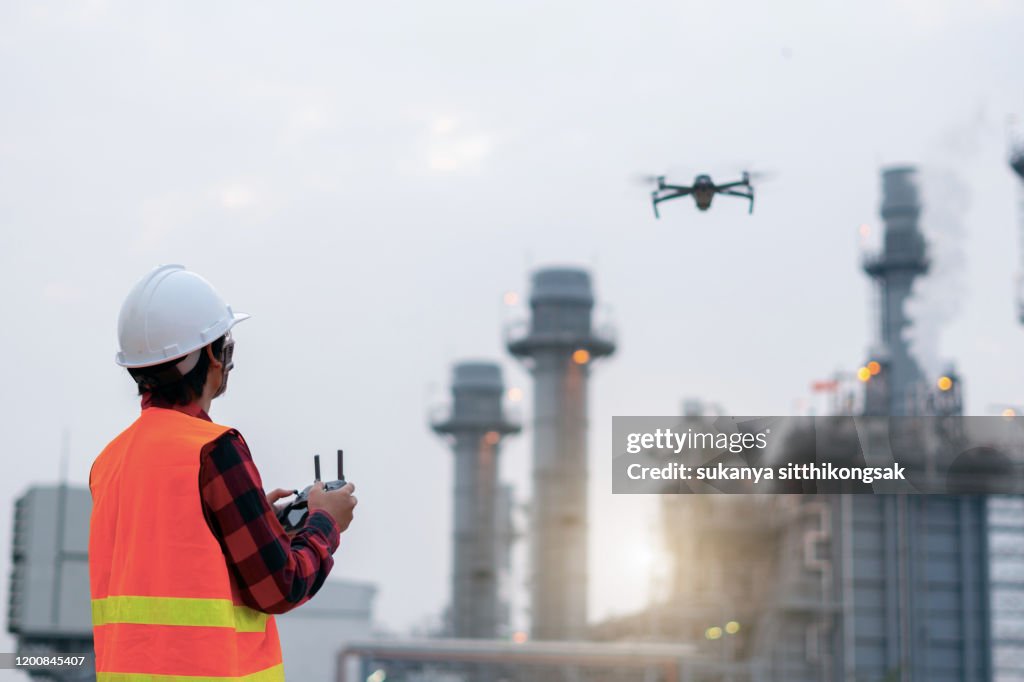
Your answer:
[92,596,268,633]
[96,663,285,682]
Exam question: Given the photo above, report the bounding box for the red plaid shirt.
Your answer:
[141,395,341,614]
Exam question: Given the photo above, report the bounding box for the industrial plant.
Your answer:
[7,162,1024,682]
[339,165,1024,682]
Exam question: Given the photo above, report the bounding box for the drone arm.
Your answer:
[655,188,692,200]
[721,188,755,214]
[651,187,692,218]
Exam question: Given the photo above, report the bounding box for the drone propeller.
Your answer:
[631,173,665,186]
[635,164,700,181]
[703,159,777,182]
[745,170,777,182]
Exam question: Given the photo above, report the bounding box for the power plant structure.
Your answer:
[1002,136,1024,680]
[12,167,1023,682]
[431,361,520,639]
[1011,138,1024,323]
[7,485,94,681]
[639,488,994,681]
[988,495,1024,682]
[355,167,1021,680]
[353,267,628,680]
[594,165,1004,681]
[862,166,930,416]
[507,267,616,642]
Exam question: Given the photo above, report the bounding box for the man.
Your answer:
[89,264,357,681]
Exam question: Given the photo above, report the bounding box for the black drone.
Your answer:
[648,172,755,217]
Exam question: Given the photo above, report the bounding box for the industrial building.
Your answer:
[277,580,377,682]
[336,639,707,682]
[7,166,1023,682]
[380,168,1021,682]
[7,485,93,681]
[599,167,1012,681]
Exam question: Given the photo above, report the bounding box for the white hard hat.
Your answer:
[116,264,249,370]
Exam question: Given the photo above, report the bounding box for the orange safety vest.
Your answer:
[89,407,285,681]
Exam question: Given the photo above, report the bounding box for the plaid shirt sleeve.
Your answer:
[198,431,341,615]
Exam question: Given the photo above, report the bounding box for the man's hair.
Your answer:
[128,336,226,405]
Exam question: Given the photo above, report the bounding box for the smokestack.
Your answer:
[1011,147,1024,183]
[507,267,615,640]
[863,167,929,416]
[431,361,520,638]
[1010,142,1024,324]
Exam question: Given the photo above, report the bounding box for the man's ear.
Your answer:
[206,344,223,370]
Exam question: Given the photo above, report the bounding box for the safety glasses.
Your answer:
[221,332,235,373]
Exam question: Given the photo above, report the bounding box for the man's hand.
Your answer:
[308,481,357,533]
[266,488,297,510]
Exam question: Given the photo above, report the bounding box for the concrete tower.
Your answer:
[507,267,615,641]
[1011,146,1024,182]
[863,166,929,416]
[431,362,520,639]
[1011,143,1024,323]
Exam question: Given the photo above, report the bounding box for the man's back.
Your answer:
[90,407,285,680]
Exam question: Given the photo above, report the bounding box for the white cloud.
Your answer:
[219,183,257,210]
[26,0,111,25]
[282,105,330,146]
[41,281,85,304]
[135,191,202,252]
[431,116,459,135]
[428,133,494,172]
[421,115,495,173]
[894,0,1018,33]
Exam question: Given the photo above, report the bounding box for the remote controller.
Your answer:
[276,450,347,532]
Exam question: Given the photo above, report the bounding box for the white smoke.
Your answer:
[904,109,993,377]
[905,166,970,377]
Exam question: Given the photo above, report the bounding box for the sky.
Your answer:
[1,0,1023,663]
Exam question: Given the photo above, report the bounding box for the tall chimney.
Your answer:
[863,167,929,415]
[1010,142,1024,324]
[431,362,519,638]
[507,267,615,640]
